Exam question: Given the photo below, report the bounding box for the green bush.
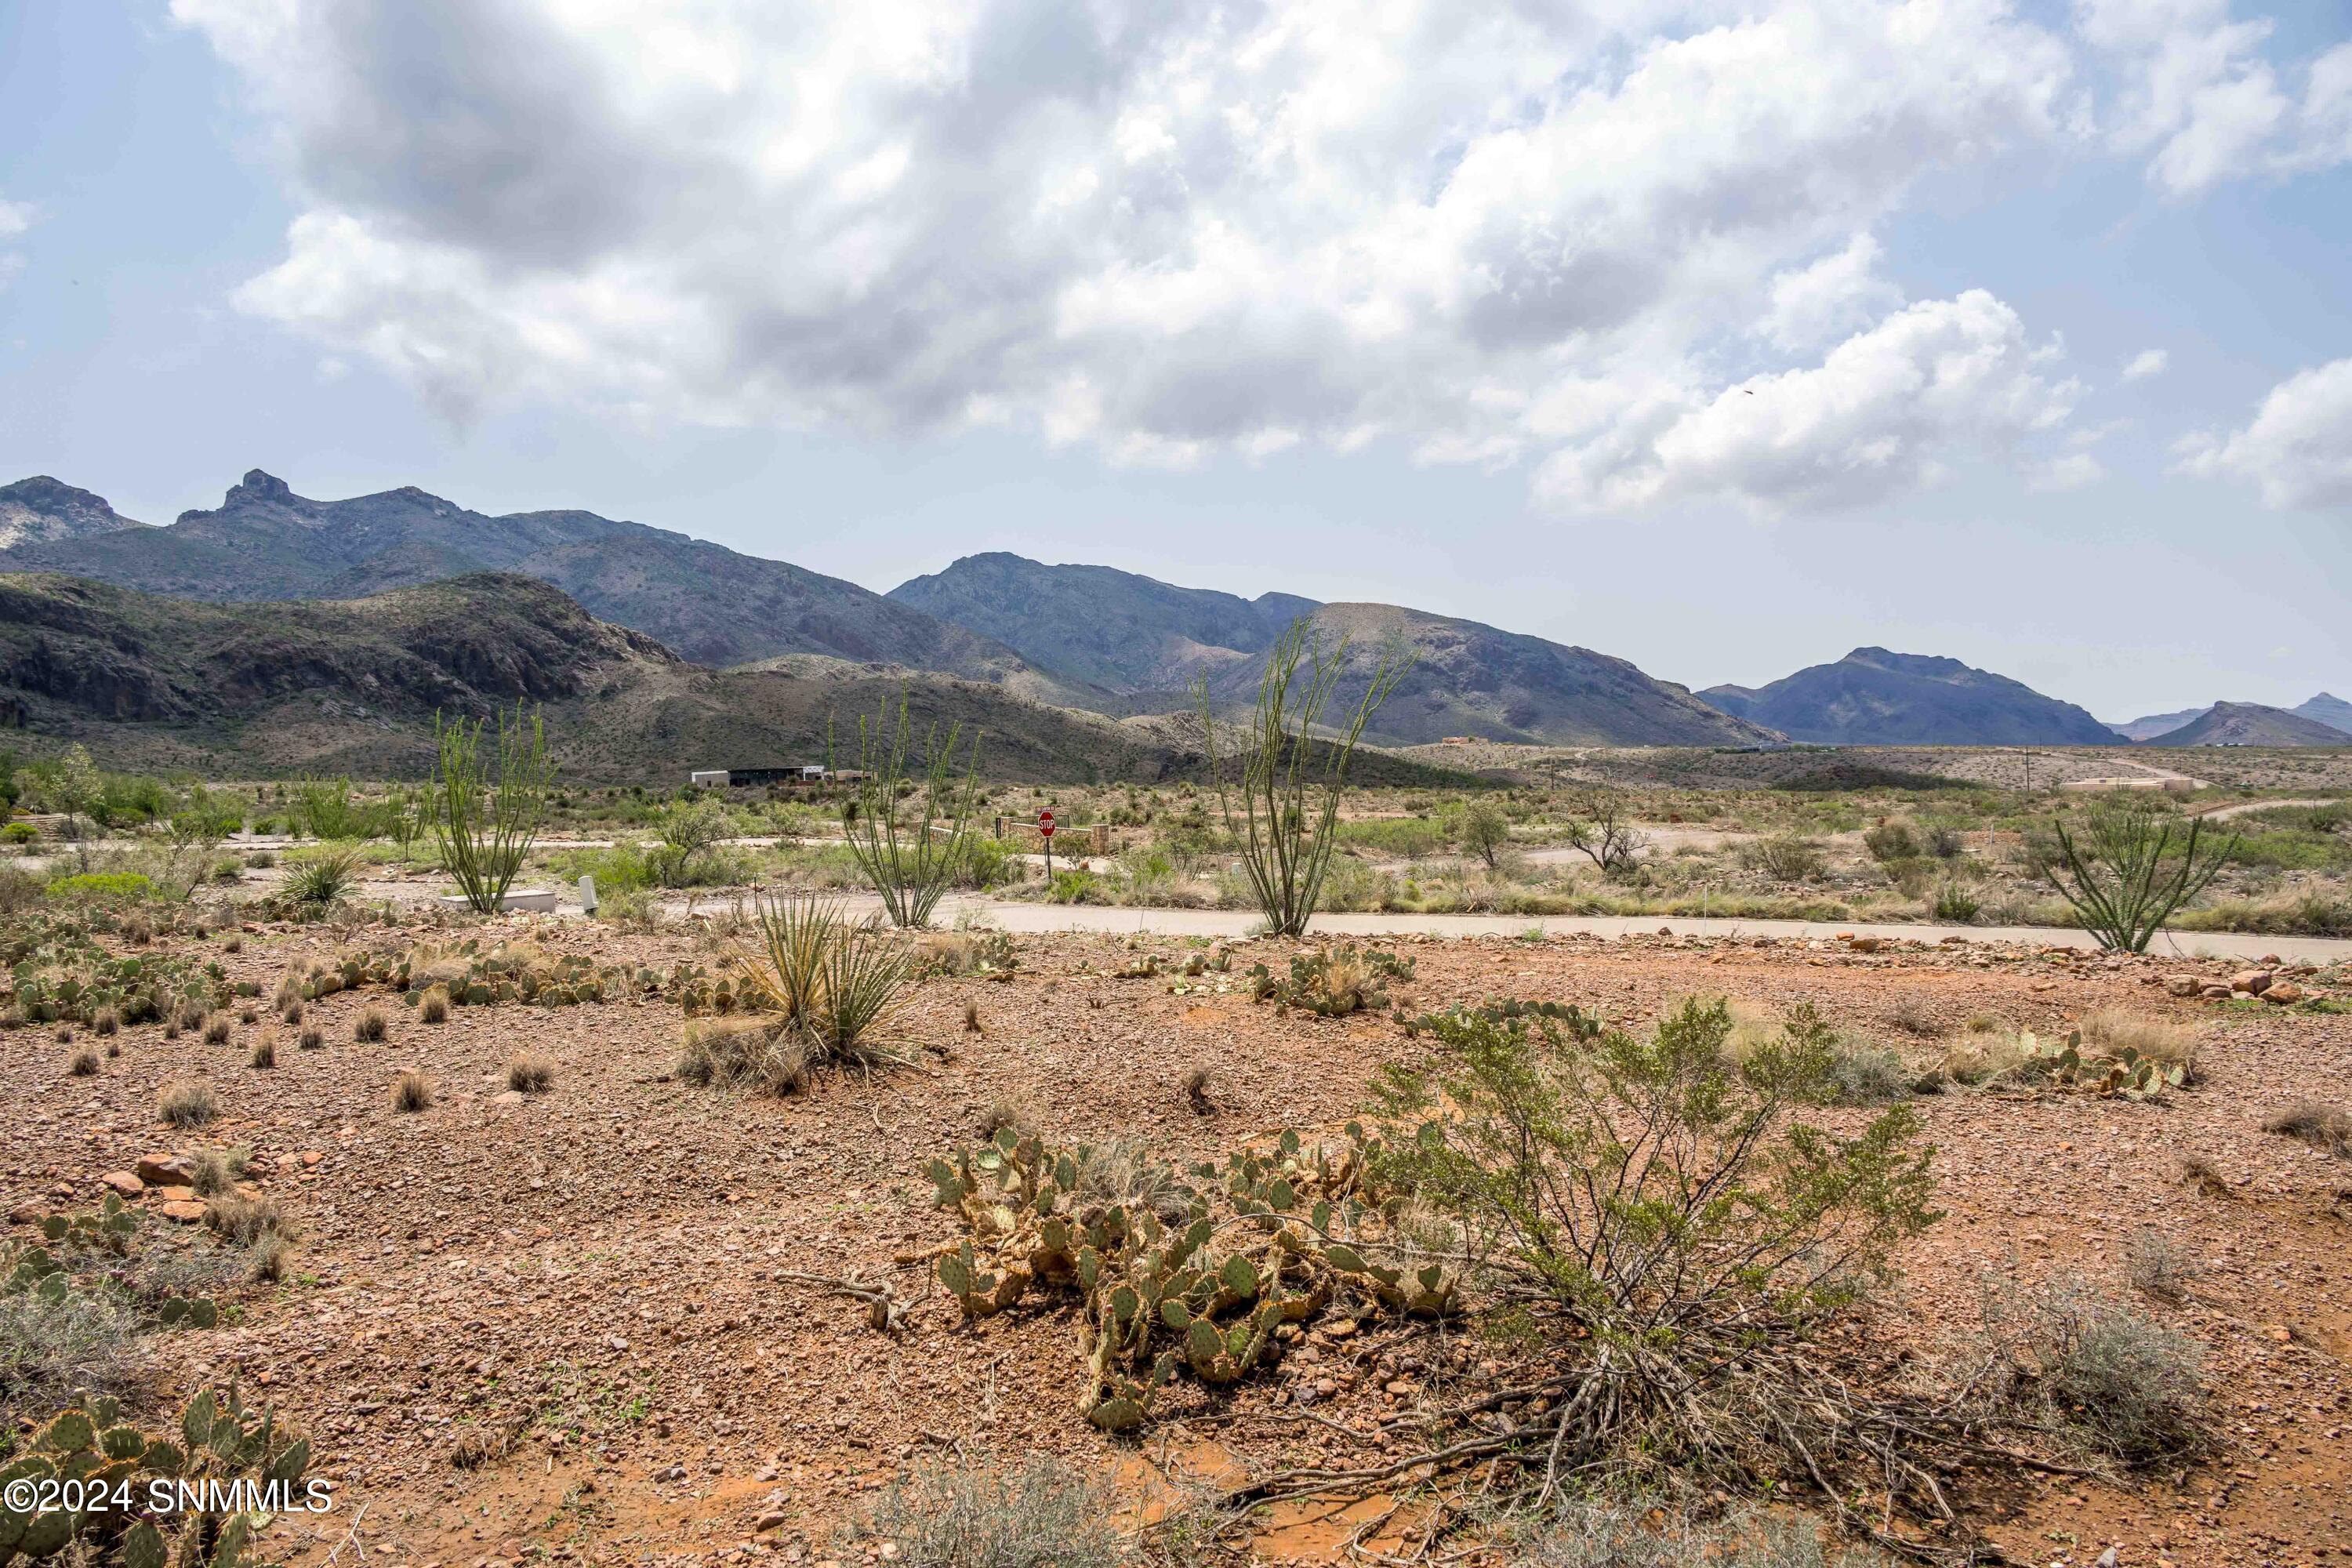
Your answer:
[0,822,36,846]
[43,872,154,902]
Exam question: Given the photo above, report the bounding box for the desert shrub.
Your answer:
[202,1192,287,1248]
[960,834,1019,890]
[852,1454,1126,1568]
[2125,1229,2197,1304]
[1885,996,1940,1037]
[354,1005,388,1043]
[392,1069,434,1112]
[1861,822,1918,863]
[290,775,379,840]
[1922,822,1965,859]
[281,843,363,906]
[1460,799,1512,869]
[2264,1101,2352,1156]
[1998,1276,2206,1465]
[1826,1044,1911,1105]
[645,800,734,887]
[0,821,37,846]
[1374,996,1938,1485]
[1047,867,1104,904]
[45,871,156,902]
[158,1080,219,1128]
[1930,881,1981,923]
[0,1281,143,1414]
[1739,835,1825,882]
[840,695,984,928]
[433,702,556,913]
[507,1054,555,1093]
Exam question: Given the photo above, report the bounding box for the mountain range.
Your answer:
[1697,648,2120,746]
[4,469,2343,766]
[2139,701,2352,748]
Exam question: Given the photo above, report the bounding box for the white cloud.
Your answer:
[0,198,34,238]
[2175,358,2352,510]
[2122,347,2169,381]
[167,0,2343,508]
[2029,451,2107,492]
[1759,234,1904,352]
[1537,291,2082,512]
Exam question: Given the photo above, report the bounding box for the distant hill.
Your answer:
[2109,706,2207,742]
[1697,648,2117,746]
[2143,702,2352,748]
[0,572,1192,784]
[0,470,1080,702]
[2294,692,2352,735]
[890,554,1773,748]
[2116,692,2352,742]
[0,477,144,551]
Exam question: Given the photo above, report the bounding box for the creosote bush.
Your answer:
[1373,996,1940,1497]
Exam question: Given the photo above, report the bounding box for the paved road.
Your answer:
[633,891,2352,965]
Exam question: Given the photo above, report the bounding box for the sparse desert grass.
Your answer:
[2077,1008,2201,1081]
[1073,1140,1192,1223]
[1886,995,1942,1037]
[203,1192,286,1247]
[2264,1101,2352,1156]
[158,1080,219,1128]
[854,1455,1126,1568]
[190,1146,247,1196]
[418,985,451,1024]
[392,1069,434,1112]
[297,1025,323,1051]
[1523,1500,1882,1566]
[506,1054,555,1094]
[677,1018,815,1096]
[1184,1064,1216,1115]
[67,1048,99,1076]
[90,1007,118,1037]
[354,1005,388,1043]
[2125,1229,2198,1304]
[962,999,982,1033]
[975,1095,1039,1142]
[0,1283,143,1415]
[251,1035,278,1069]
[201,1014,231,1047]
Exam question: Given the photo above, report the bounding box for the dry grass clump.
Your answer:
[506,1054,555,1094]
[1073,1140,1192,1224]
[677,1018,817,1096]
[67,1048,100,1077]
[250,1035,278,1069]
[2264,1101,2352,1157]
[354,1005,388,1043]
[158,1080,220,1128]
[90,1007,119,1037]
[855,1456,1125,1568]
[1885,995,1943,1038]
[201,1014,232,1047]
[2076,1008,2201,1081]
[1994,1275,2207,1466]
[963,999,982,1033]
[975,1096,1039,1142]
[238,1006,259,1025]
[1522,1499,1877,1566]
[2125,1229,2198,1304]
[298,1025,324,1051]
[202,1192,285,1247]
[1184,1065,1217,1116]
[0,1282,143,1413]
[418,985,451,1025]
[392,1069,434,1113]
[190,1146,249,1197]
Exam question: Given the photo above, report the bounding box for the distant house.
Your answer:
[1439,735,1475,746]
[688,764,832,788]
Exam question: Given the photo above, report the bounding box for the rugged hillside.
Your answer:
[2143,702,2352,748]
[0,477,145,551]
[1699,648,2116,746]
[0,573,1189,784]
[1202,603,1776,749]
[891,554,1769,748]
[0,470,1074,699]
[890,552,1315,693]
[2294,693,2352,736]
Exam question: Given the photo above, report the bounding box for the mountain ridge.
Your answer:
[2141,702,2352,748]
[1698,647,2118,746]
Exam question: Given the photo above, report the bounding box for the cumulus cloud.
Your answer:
[2122,348,2169,381]
[166,0,2339,506]
[2175,358,2352,510]
[0,198,33,238]
[1537,291,2081,511]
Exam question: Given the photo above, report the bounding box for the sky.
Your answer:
[1,1,2347,724]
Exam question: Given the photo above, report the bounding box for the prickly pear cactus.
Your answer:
[921,1121,1452,1432]
[0,1389,311,1567]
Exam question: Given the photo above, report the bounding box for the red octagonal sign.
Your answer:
[1037,809,1054,837]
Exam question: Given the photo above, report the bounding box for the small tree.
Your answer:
[50,745,107,872]
[1194,619,1410,937]
[648,799,731,887]
[432,703,556,913]
[2045,799,2234,952]
[291,776,378,840]
[1459,798,1511,869]
[154,783,241,901]
[837,694,982,928]
[382,782,426,861]
[1563,786,1646,874]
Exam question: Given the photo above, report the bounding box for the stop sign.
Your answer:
[1037,809,1054,837]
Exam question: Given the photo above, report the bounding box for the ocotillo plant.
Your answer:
[835,692,982,927]
[431,702,555,913]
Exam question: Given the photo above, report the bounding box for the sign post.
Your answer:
[1038,809,1054,882]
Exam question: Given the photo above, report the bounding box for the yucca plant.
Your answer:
[734,891,847,1031]
[281,843,363,906]
[727,892,911,1068]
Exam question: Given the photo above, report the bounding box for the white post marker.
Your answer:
[579,873,598,916]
